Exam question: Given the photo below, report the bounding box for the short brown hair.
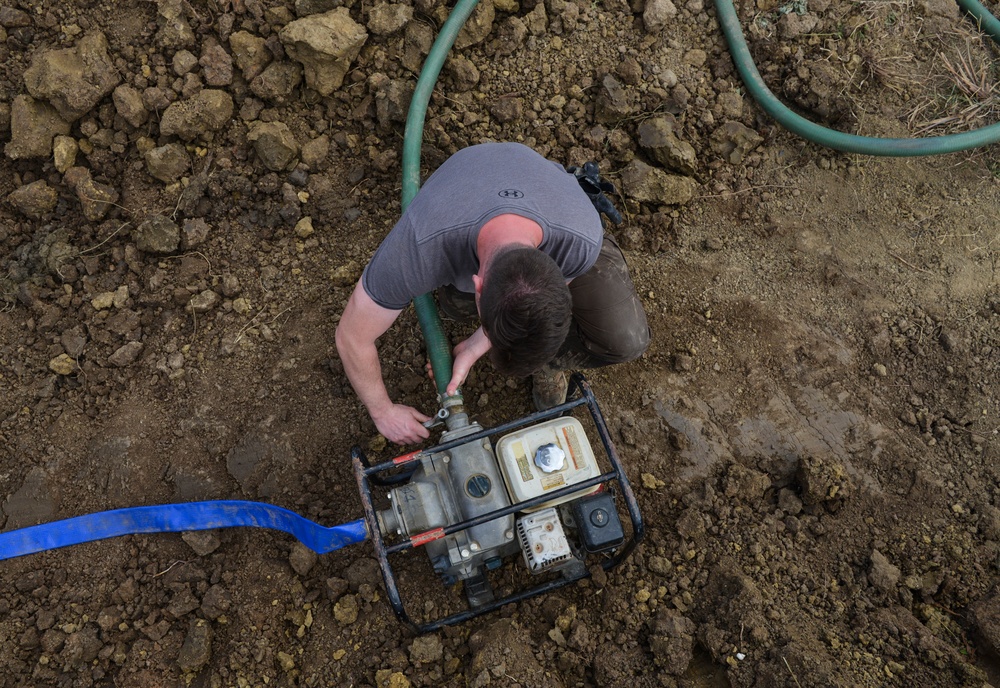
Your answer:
[479,247,572,376]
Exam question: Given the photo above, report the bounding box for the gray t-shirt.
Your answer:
[362,142,604,310]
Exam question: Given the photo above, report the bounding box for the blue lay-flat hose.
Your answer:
[0,500,368,561]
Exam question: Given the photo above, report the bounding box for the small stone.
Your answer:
[367,3,413,36]
[108,341,143,367]
[232,297,253,315]
[24,32,120,122]
[176,619,212,673]
[113,286,129,308]
[160,90,234,141]
[134,214,181,254]
[620,159,697,206]
[409,634,444,664]
[289,542,317,576]
[7,180,58,219]
[5,95,70,160]
[145,143,191,183]
[200,39,234,86]
[301,135,330,169]
[52,136,79,172]
[869,549,901,593]
[222,274,242,298]
[334,594,359,625]
[294,216,314,238]
[279,9,369,96]
[673,354,693,371]
[91,292,115,310]
[277,651,295,671]
[710,121,763,165]
[181,530,221,556]
[229,30,271,81]
[113,85,149,128]
[187,290,220,314]
[797,455,852,504]
[48,354,76,375]
[183,218,211,248]
[70,170,119,222]
[250,61,303,103]
[386,672,411,688]
[248,121,300,171]
[172,49,198,76]
[873,363,888,377]
[155,0,195,47]
[201,584,232,620]
[648,555,672,576]
[641,472,664,489]
[643,0,677,32]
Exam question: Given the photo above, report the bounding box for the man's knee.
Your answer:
[607,324,650,364]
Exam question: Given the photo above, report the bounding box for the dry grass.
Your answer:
[908,36,1000,135]
[852,47,914,94]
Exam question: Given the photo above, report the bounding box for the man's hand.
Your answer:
[444,327,492,395]
[371,403,432,446]
[337,282,434,445]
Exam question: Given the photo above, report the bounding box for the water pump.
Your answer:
[353,374,644,633]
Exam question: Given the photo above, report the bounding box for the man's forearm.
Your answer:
[335,333,393,419]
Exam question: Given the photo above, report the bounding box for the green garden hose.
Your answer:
[714,0,1000,155]
[402,0,482,401]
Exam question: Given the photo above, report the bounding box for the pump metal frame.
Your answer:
[352,373,645,634]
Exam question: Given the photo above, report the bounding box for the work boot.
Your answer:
[531,369,568,411]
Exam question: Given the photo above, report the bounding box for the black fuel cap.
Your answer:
[466,474,492,498]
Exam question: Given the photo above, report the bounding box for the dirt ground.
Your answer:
[1,0,1000,685]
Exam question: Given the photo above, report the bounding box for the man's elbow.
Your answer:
[334,320,350,357]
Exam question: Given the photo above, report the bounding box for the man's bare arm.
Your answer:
[335,280,431,445]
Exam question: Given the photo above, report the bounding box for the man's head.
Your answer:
[476,246,572,377]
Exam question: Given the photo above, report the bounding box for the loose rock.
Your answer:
[7,180,58,219]
[53,135,79,172]
[108,341,143,367]
[279,9,368,96]
[637,116,698,176]
[289,542,317,575]
[710,121,763,165]
[23,32,120,122]
[111,84,149,127]
[250,62,303,103]
[229,31,272,81]
[410,634,444,664]
[145,143,192,183]
[248,121,300,171]
[620,158,697,206]
[367,3,413,36]
[134,214,181,254]
[177,619,212,674]
[334,594,359,625]
[5,95,71,160]
[160,90,235,141]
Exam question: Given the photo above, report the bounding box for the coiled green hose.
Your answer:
[714,0,1000,155]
